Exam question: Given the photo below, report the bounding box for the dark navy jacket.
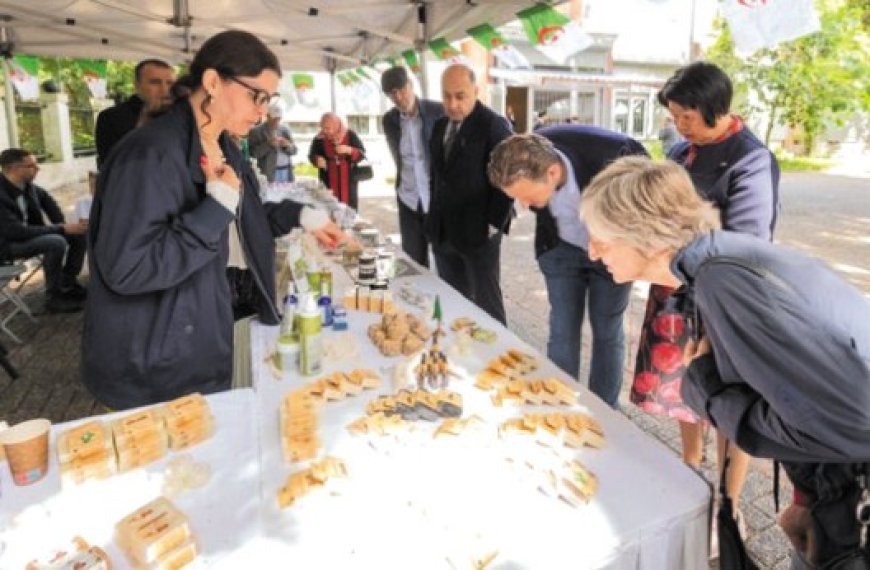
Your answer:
[676,231,870,463]
[83,101,302,409]
[532,125,648,259]
[382,98,444,194]
[669,127,780,239]
[427,101,513,251]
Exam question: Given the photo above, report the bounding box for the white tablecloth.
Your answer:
[0,260,710,568]
[0,390,260,569]
[250,262,711,569]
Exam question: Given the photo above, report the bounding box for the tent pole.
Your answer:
[416,2,429,99]
[330,69,336,112]
[2,58,20,147]
[324,51,337,113]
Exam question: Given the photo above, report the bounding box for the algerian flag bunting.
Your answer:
[78,59,107,99]
[467,23,530,69]
[720,0,821,54]
[292,73,318,107]
[402,49,422,75]
[517,3,593,64]
[428,38,462,62]
[9,55,40,101]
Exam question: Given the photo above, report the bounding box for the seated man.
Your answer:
[0,149,87,313]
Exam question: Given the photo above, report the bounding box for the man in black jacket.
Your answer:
[381,66,444,268]
[95,59,175,167]
[0,149,87,313]
[488,128,647,407]
[427,64,513,324]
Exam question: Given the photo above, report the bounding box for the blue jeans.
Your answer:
[8,233,86,295]
[538,241,631,408]
[272,167,293,183]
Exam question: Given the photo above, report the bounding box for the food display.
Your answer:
[473,349,540,389]
[450,317,497,344]
[111,409,168,473]
[57,420,117,486]
[434,414,486,438]
[160,393,215,451]
[280,388,320,463]
[491,378,577,407]
[306,369,381,401]
[540,460,600,507]
[277,456,348,509]
[25,536,111,570]
[499,412,604,450]
[342,285,395,313]
[115,497,197,570]
[367,311,431,357]
[365,389,463,421]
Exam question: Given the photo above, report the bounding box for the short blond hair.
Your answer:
[580,157,721,253]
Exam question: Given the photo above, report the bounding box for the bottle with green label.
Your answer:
[298,293,323,376]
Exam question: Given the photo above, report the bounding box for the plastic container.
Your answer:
[277,334,300,376]
[298,293,323,376]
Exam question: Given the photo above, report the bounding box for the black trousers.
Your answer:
[433,233,506,325]
[397,199,430,268]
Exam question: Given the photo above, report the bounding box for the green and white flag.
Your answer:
[292,73,318,107]
[9,55,40,101]
[517,3,593,63]
[428,38,462,61]
[402,49,422,75]
[336,72,354,88]
[78,59,107,98]
[467,23,530,69]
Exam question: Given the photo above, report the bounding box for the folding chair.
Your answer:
[0,263,38,344]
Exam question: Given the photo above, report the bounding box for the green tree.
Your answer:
[706,0,869,155]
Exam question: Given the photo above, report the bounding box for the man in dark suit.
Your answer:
[0,149,87,313]
[427,64,513,325]
[95,59,175,167]
[488,128,648,407]
[381,66,444,268]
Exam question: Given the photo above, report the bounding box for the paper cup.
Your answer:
[0,419,51,486]
[0,421,8,462]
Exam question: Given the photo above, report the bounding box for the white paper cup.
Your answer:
[0,418,51,486]
[0,421,8,462]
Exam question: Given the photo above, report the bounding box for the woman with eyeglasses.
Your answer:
[83,30,347,410]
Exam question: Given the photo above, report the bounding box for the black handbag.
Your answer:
[352,157,374,182]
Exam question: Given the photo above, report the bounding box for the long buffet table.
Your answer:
[0,246,710,569]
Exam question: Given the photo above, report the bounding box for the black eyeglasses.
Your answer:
[226,76,279,107]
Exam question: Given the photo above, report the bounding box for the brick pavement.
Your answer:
[0,182,815,568]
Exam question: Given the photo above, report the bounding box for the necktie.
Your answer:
[444,121,459,160]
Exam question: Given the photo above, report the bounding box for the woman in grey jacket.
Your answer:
[581,157,869,568]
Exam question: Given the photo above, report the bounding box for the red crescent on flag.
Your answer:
[537,25,564,45]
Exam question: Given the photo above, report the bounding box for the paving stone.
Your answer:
[745,525,793,568]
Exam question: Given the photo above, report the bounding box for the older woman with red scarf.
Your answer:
[309,113,366,210]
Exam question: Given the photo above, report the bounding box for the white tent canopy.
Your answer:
[0,0,546,70]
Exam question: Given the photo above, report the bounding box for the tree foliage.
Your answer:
[706,0,869,155]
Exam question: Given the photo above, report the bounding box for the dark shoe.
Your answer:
[46,295,84,314]
[60,279,87,300]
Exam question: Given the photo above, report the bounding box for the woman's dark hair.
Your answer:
[657,61,732,128]
[171,30,281,124]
